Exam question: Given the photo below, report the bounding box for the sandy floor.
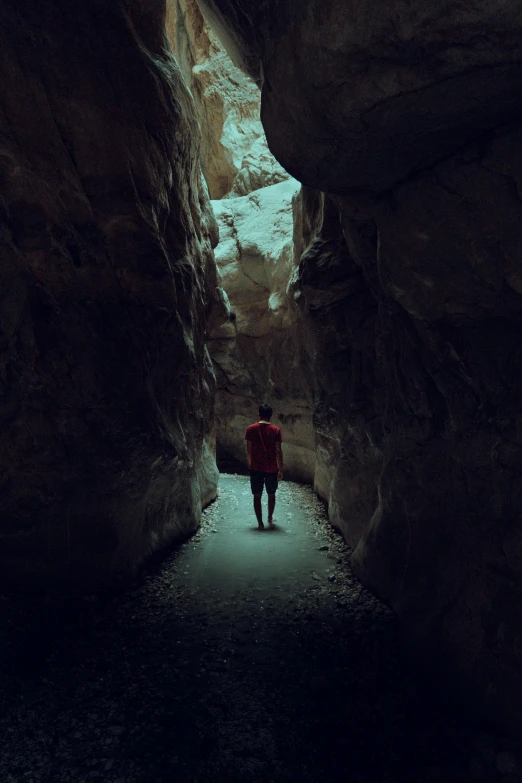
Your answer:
[0,475,507,782]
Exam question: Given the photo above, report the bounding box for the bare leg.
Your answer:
[253,494,264,529]
[268,493,276,526]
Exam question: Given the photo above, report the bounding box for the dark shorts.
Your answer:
[250,471,278,495]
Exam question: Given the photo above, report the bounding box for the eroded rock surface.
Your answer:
[0,0,218,588]
[166,0,287,198]
[198,0,522,730]
[169,1,313,478]
[209,180,315,481]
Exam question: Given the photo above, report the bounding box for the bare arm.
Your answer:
[276,442,283,481]
[246,440,252,469]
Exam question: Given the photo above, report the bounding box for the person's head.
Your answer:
[259,403,273,421]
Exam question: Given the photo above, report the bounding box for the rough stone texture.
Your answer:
[291,189,381,543]
[198,0,522,731]
[209,179,315,481]
[293,127,522,737]
[168,0,310,477]
[199,0,522,192]
[0,0,218,588]
[344,139,522,733]
[166,0,287,198]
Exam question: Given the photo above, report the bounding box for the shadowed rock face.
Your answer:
[166,0,288,198]
[291,190,381,543]
[198,0,522,730]
[0,0,218,588]
[199,0,522,192]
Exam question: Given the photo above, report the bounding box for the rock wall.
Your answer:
[168,1,314,479]
[291,189,381,541]
[166,0,287,198]
[0,0,218,589]
[198,0,522,731]
[209,179,315,481]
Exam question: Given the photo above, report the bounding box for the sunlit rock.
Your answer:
[169,0,309,476]
[209,180,315,481]
[202,0,522,731]
[166,0,287,198]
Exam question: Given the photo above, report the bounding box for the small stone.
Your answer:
[317,545,328,551]
[497,751,522,776]
[108,726,124,735]
[469,757,487,779]
[328,574,336,583]
[479,746,496,765]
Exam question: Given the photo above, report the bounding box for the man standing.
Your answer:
[245,403,283,530]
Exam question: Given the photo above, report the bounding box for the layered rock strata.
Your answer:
[0,0,218,588]
[198,0,522,731]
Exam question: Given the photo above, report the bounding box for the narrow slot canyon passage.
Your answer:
[0,475,481,783]
[4,2,522,779]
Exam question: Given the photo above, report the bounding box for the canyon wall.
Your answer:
[0,0,218,588]
[291,188,381,542]
[209,179,314,481]
[166,0,288,199]
[198,0,522,730]
[168,1,314,480]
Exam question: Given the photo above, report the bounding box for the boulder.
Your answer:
[0,0,218,588]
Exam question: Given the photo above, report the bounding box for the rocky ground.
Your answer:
[0,475,520,782]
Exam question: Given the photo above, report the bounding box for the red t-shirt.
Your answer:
[245,422,282,473]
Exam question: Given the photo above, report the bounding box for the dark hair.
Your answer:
[259,403,272,421]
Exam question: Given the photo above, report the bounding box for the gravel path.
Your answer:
[0,475,519,782]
